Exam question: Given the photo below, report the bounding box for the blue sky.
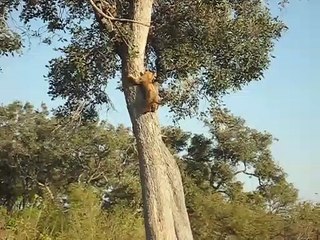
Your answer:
[0,1,319,201]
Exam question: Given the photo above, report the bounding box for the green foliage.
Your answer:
[0,2,23,71]
[46,25,119,120]
[1,185,144,240]
[2,184,319,239]
[56,185,144,240]
[0,101,140,211]
[174,107,298,212]
[283,202,320,239]
[151,1,286,119]
[0,101,319,239]
[208,108,298,210]
[185,181,280,239]
[0,24,22,57]
[1,0,287,120]
[162,126,191,153]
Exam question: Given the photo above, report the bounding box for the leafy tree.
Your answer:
[0,4,22,58]
[282,202,320,239]
[1,0,289,238]
[1,185,145,240]
[182,176,288,239]
[1,102,320,239]
[209,108,297,210]
[0,102,140,211]
[184,108,298,210]
[161,108,298,215]
[162,126,191,154]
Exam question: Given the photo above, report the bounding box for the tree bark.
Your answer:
[120,1,193,239]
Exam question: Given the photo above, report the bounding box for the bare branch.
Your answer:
[88,0,150,27]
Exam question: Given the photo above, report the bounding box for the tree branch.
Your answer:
[88,0,150,27]
[234,162,258,178]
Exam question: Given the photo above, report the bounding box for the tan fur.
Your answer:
[128,70,160,113]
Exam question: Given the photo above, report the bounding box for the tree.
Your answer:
[162,110,299,239]
[0,102,139,212]
[283,202,320,239]
[205,108,298,211]
[1,0,287,239]
[191,109,297,212]
[162,108,297,213]
[0,3,22,70]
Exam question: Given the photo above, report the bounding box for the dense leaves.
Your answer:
[0,2,22,69]
[0,185,145,240]
[162,108,298,212]
[1,0,286,119]
[47,25,118,120]
[0,102,139,211]
[150,1,286,119]
[0,102,316,239]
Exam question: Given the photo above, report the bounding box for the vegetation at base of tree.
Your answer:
[0,101,319,239]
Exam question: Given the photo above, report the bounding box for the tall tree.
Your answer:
[1,0,287,239]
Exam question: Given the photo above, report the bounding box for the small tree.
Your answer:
[1,0,287,238]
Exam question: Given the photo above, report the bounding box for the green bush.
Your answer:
[1,185,144,240]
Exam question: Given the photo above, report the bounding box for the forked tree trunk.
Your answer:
[120,1,193,239]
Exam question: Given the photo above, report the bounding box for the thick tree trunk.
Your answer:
[120,1,193,239]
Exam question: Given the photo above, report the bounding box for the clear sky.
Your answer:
[0,1,319,201]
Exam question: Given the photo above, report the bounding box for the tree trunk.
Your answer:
[120,1,193,239]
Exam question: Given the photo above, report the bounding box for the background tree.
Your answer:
[1,0,288,238]
[0,102,140,212]
[283,202,320,239]
[162,108,297,212]
[1,101,319,239]
[0,3,22,70]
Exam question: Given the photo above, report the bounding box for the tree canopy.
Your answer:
[0,3,22,62]
[1,0,286,120]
